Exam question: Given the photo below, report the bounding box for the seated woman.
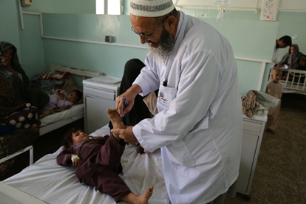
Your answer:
[0,72,40,179]
[276,44,303,69]
[0,41,49,108]
[0,72,40,135]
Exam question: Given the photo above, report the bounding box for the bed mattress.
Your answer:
[4,125,170,204]
[40,104,84,127]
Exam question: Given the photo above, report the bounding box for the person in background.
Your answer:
[108,59,158,154]
[276,44,303,69]
[0,72,40,135]
[111,0,242,203]
[44,89,82,110]
[297,55,306,71]
[0,41,49,108]
[109,59,152,130]
[271,35,292,65]
[265,68,283,134]
[57,109,153,204]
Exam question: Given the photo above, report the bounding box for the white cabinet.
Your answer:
[237,114,267,199]
[83,78,120,133]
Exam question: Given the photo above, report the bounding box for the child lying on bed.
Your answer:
[44,89,82,110]
[57,109,153,204]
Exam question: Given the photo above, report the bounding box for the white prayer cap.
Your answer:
[130,0,175,17]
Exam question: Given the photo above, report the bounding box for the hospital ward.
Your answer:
[1,0,306,204]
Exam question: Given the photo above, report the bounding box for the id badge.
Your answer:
[157,85,177,112]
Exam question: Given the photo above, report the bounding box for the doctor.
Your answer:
[111,0,243,203]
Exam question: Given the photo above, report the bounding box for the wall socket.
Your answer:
[202,13,209,18]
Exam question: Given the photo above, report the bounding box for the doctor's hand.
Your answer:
[111,126,138,145]
[116,84,142,117]
[116,93,135,117]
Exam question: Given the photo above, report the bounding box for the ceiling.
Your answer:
[174,0,306,12]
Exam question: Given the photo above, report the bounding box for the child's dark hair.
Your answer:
[62,127,84,149]
[71,89,83,102]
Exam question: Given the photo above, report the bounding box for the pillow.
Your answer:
[61,78,83,104]
[29,71,71,94]
[39,71,70,81]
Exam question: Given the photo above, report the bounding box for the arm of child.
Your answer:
[89,136,104,140]
[57,147,77,166]
[58,92,65,100]
[71,155,81,168]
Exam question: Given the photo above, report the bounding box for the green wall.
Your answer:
[0,0,22,62]
[2,1,306,95]
[21,0,95,14]
[20,14,45,78]
[41,14,147,78]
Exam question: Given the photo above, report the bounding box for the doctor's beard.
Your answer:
[148,27,175,61]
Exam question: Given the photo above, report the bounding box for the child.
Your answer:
[265,68,283,134]
[57,109,153,204]
[44,89,82,109]
[297,55,306,71]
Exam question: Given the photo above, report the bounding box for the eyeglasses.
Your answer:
[131,15,170,41]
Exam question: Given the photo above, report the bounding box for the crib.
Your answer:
[278,68,306,95]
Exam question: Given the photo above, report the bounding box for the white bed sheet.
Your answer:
[4,125,170,204]
[40,104,84,127]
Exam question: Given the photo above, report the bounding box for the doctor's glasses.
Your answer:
[131,15,170,41]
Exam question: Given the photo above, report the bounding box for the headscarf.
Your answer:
[0,41,49,108]
[0,41,29,87]
[0,72,25,120]
[280,44,303,69]
[297,55,306,71]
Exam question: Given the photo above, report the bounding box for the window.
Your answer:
[96,0,121,15]
[96,0,104,14]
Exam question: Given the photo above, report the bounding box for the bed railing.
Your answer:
[50,64,103,79]
[279,68,306,95]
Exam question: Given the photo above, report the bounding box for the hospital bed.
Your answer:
[275,68,306,95]
[0,65,102,177]
[39,64,102,136]
[2,125,170,204]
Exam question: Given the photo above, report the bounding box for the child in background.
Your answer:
[265,68,283,134]
[297,55,306,71]
[44,89,82,109]
[57,109,153,204]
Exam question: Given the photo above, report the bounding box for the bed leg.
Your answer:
[29,146,33,165]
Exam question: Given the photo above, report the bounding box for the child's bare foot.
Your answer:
[107,109,125,129]
[107,109,125,140]
[136,186,154,204]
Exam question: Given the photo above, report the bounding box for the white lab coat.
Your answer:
[133,12,242,204]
